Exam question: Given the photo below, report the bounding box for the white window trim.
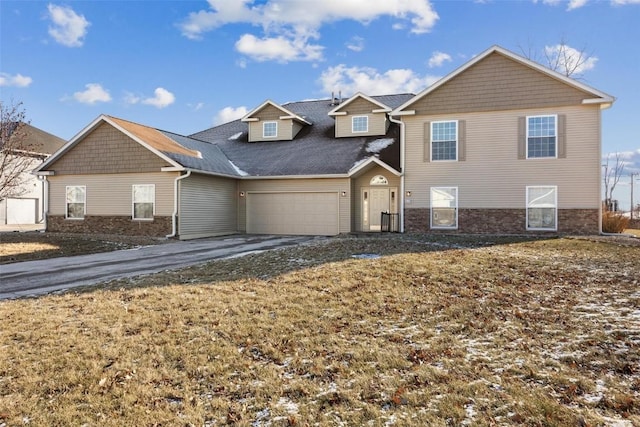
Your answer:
[352,115,369,133]
[430,186,458,230]
[526,114,557,159]
[430,120,458,162]
[526,185,558,231]
[65,185,86,220]
[132,184,156,221]
[263,121,278,138]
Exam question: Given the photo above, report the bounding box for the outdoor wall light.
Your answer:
[341,191,347,197]
[239,191,245,197]
[405,191,412,197]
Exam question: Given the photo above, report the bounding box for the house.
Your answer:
[34,45,614,238]
[1,123,65,225]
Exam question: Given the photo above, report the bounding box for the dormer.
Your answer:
[241,100,311,143]
[328,93,392,138]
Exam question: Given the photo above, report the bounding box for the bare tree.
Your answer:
[603,152,625,211]
[519,37,596,80]
[0,100,37,199]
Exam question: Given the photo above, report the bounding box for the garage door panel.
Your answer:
[247,192,339,236]
[7,198,37,224]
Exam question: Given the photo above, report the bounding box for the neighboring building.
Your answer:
[1,123,65,225]
[34,46,614,238]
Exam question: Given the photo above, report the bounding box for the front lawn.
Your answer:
[0,235,638,426]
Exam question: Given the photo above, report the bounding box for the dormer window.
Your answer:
[263,121,277,138]
[352,116,368,133]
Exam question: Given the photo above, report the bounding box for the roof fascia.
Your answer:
[392,45,615,115]
[328,92,392,116]
[241,173,349,180]
[348,156,402,177]
[242,99,311,125]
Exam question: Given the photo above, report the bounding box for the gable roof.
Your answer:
[328,92,393,116]
[392,45,615,115]
[191,93,414,177]
[241,100,312,125]
[35,115,241,178]
[1,122,65,156]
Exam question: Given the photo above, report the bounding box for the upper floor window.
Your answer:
[133,184,155,220]
[527,115,556,158]
[352,116,368,133]
[431,121,457,161]
[263,121,277,138]
[66,185,86,219]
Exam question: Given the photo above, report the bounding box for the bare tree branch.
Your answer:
[520,37,596,80]
[0,100,37,199]
[603,152,626,211]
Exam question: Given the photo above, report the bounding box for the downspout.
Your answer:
[388,114,406,233]
[37,175,48,229]
[166,170,191,239]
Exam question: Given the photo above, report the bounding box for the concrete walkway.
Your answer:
[0,235,317,299]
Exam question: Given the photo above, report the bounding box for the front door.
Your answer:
[362,188,390,231]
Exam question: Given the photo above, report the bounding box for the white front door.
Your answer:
[368,188,390,231]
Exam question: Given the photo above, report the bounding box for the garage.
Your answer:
[6,198,37,224]
[246,192,339,235]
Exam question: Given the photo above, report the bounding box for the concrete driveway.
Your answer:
[0,235,317,300]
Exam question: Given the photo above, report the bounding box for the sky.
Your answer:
[1,0,639,209]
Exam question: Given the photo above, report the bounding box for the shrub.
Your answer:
[602,211,630,233]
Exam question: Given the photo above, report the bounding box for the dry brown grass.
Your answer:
[1,235,638,426]
[0,232,166,264]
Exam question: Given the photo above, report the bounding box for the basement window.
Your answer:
[65,185,86,219]
[430,187,458,229]
[133,184,155,220]
[526,186,557,230]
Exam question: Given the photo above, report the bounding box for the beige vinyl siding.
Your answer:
[408,52,593,116]
[178,173,237,240]
[48,122,169,174]
[403,105,601,209]
[335,113,388,138]
[47,172,177,216]
[238,178,351,233]
[248,119,296,142]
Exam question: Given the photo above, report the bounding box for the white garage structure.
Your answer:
[5,198,38,224]
[246,191,340,235]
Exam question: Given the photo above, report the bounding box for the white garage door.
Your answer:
[7,198,37,224]
[247,192,339,236]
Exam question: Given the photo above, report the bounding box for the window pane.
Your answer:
[527,186,556,230]
[431,187,457,228]
[527,116,556,158]
[133,185,154,203]
[431,122,457,161]
[528,207,556,229]
[134,203,154,219]
[527,187,555,207]
[66,186,85,203]
[263,122,277,137]
[353,116,368,132]
[67,203,85,218]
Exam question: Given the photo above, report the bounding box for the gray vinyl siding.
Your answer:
[403,105,601,210]
[178,173,238,240]
[238,178,351,233]
[47,172,177,216]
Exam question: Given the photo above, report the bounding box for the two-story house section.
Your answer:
[392,46,614,234]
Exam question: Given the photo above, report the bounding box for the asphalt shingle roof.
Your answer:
[189,94,414,176]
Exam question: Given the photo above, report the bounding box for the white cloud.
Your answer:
[428,51,452,68]
[179,0,438,62]
[611,0,640,4]
[567,0,589,9]
[319,64,440,96]
[544,44,598,75]
[235,34,323,62]
[72,83,111,104]
[139,88,175,109]
[346,36,365,52]
[47,4,90,47]
[214,106,248,125]
[0,72,33,87]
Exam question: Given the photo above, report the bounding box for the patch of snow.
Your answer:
[600,417,634,427]
[221,250,265,260]
[228,132,243,140]
[366,138,395,153]
[384,414,397,426]
[461,403,476,426]
[277,397,299,414]
[228,160,249,176]
[351,157,369,169]
[352,253,381,259]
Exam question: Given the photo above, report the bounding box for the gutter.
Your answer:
[166,170,192,239]
[388,114,406,233]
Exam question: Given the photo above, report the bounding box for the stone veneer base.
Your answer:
[47,215,173,237]
[405,208,599,235]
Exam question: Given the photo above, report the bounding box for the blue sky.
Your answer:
[1,0,639,208]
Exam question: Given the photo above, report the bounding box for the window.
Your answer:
[527,115,556,158]
[263,121,277,138]
[526,186,557,230]
[431,121,457,161]
[133,184,155,220]
[66,186,86,219]
[431,187,458,229]
[370,175,388,186]
[352,116,368,133]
